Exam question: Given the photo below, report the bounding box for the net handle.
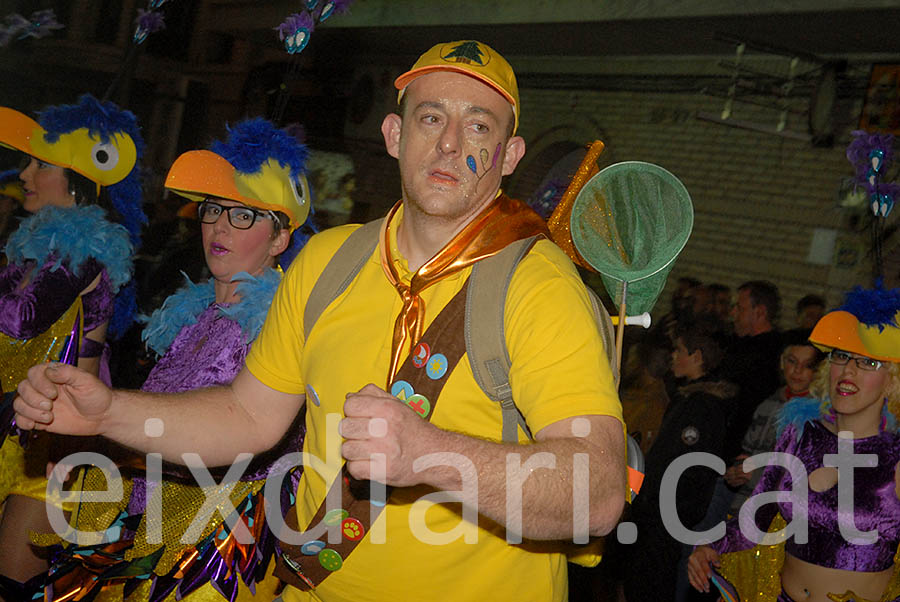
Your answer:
[615,280,627,390]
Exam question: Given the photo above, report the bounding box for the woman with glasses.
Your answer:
[0,95,144,589]
[688,285,900,602]
[39,118,313,601]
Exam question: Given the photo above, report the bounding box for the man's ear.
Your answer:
[270,227,291,257]
[690,348,704,374]
[501,135,526,176]
[382,113,402,159]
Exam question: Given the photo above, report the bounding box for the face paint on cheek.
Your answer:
[466,155,477,174]
[491,143,501,169]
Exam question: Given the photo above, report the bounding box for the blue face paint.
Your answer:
[466,155,477,174]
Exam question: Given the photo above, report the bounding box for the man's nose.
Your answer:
[437,124,461,156]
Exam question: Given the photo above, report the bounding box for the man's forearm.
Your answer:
[102,385,272,467]
[415,419,626,540]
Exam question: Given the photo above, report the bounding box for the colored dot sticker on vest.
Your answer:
[426,353,448,380]
[390,379,414,401]
[306,384,320,407]
[341,517,365,541]
[412,342,431,368]
[324,508,349,526]
[405,394,431,418]
[301,540,326,556]
[318,548,343,571]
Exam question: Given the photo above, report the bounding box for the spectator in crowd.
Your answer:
[720,280,783,461]
[796,293,826,329]
[707,283,732,324]
[723,328,824,514]
[620,329,672,453]
[624,314,736,602]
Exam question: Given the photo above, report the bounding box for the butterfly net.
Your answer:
[570,161,693,315]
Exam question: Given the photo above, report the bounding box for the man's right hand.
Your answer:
[14,363,112,436]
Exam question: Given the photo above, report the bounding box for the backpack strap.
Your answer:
[466,236,540,443]
[303,219,383,340]
[466,237,620,444]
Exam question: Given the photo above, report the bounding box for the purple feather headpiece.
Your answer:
[275,0,351,54]
[134,9,166,44]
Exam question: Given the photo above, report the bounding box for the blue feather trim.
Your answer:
[776,397,824,440]
[838,285,900,331]
[4,204,133,291]
[219,268,282,343]
[141,268,281,357]
[775,395,898,441]
[141,274,214,357]
[210,118,308,179]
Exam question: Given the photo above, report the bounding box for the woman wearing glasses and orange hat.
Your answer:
[688,286,900,602]
[0,95,144,588]
[37,118,313,602]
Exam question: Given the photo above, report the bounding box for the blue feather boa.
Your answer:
[776,395,898,440]
[4,204,133,291]
[141,267,282,357]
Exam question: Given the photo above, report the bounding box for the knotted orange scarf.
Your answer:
[380,193,549,385]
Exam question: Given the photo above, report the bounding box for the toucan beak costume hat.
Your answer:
[810,285,900,363]
[165,118,310,231]
[394,40,520,135]
[0,95,146,246]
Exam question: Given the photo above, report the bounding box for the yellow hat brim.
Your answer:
[810,310,900,363]
[0,107,136,187]
[165,150,308,231]
[0,107,41,155]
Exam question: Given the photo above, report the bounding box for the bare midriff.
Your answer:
[781,553,892,602]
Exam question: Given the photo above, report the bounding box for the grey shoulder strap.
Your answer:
[466,236,539,443]
[303,219,383,340]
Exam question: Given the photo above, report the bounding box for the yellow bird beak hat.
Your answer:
[165,118,310,231]
[0,94,145,245]
[810,285,900,363]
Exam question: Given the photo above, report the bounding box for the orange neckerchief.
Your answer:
[380,193,549,385]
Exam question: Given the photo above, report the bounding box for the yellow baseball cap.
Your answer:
[164,150,310,231]
[394,40,519,134]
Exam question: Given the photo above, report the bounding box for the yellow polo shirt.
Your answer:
[246,209,622,602]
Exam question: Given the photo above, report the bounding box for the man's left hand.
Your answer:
[340,383,436,487]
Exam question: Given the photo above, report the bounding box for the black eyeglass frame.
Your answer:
[827,349,884,371]
[197,200,274,230]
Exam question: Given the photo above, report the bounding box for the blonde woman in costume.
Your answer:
[688,285,900,602]
[0,95,143,591]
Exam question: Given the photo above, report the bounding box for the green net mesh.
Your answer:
[570,161,693,315]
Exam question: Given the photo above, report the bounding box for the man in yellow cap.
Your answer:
[16,41,625,601]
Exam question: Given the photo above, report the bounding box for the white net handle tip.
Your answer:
[610,312,651,329]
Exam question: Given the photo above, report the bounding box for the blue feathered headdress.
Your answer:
[211,117,308,180]
[837,284,900,332]
[38,94,146,249]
